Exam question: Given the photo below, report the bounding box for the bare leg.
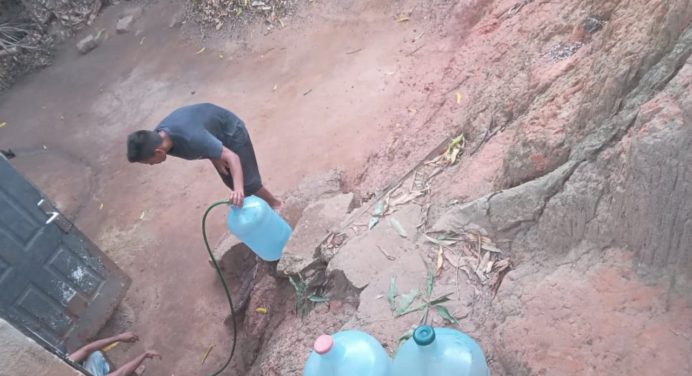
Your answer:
[255,186,282,210]
[107,350,160,376]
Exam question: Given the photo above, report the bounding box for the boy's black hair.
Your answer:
[127,130,163,162]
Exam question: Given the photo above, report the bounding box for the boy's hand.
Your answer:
[117,332,138,343]
[229,190,244,207]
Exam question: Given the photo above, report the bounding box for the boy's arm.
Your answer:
[217,146,245,206]
[69,332,138,363]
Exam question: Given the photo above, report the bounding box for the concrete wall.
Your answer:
[0,319,82,376]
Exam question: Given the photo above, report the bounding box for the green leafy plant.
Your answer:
[289,274,328,318]
[387,267,459,325]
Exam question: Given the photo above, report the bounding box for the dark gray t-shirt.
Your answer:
[155,103,248,160]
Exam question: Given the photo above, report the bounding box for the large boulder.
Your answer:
[281,169,343,227]
[327,204,422,289]
[430,28,692,375]
[277,193,355,276]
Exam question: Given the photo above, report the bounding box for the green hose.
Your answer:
[202,200,237,376]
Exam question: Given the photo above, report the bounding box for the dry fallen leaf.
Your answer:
[475,252,490,281]
[455,256,478,269]
[397,16,410,22]
[389,191,425,207]
[481,242,503,254]
[101,341,119,352]
[386,137,399,155]
[448,146,461,164]
[490,259,512,295]
[195,47,206,55]
[0,122,6,128]
[445,253,479,274]
[492,259,511,272]
[485,260,494,274]
[444,133,465,164]
[461,243,479,258]
[201,345,214,365]
[435,247,444,275]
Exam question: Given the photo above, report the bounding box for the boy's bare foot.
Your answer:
[271,200,283,212]
[255,186,282,212]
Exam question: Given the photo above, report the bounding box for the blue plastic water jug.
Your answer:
[226,196,292,261]
[392,326,489,376]
[303,330,392,376]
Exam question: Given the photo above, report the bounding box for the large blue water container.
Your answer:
[226,196,292,261]
[303,330,392,376]
[392,326,489,376]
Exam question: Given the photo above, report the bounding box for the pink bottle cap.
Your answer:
[314,335,333,355]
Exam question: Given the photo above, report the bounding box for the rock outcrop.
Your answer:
[277,193,355,276]
[245,1,692,375]
[431,21,692,375]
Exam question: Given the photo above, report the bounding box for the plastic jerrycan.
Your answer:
[304,330,392,376]
[226,196,292,261]
[392,325,489,376]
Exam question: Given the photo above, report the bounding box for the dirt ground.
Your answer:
[1,0,691,375]
[0,0,462,374]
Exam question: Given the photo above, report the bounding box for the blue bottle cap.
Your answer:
[413,325,436,346]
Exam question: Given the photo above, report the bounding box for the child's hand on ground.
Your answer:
[118,332,138,343]
[145,350,162,360]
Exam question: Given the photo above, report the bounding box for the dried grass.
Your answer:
[0,22,53,91]
[191,0,298,28]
